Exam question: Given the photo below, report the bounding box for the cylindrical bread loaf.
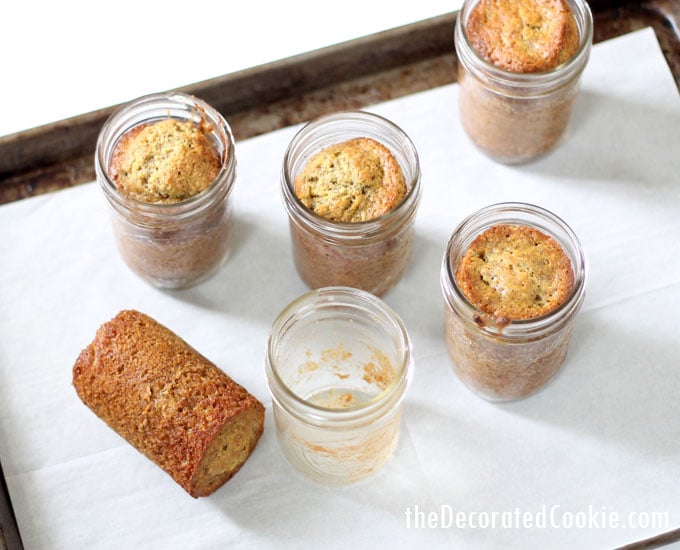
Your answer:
[73,310,265,498]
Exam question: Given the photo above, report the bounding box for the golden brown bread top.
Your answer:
[466,0,579,73]
[72,310,264,496]
[455,224,574,320]
[110,118,221,204]
[294,137,407,223]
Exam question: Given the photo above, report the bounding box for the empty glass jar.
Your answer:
[265,286,413,484]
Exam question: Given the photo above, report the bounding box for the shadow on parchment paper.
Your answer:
[166,215,306,324]
[382,230,450,354]
[525,90,680,188]
[208,408,453,547]
[170,216,454,339]
[500,310,680,459]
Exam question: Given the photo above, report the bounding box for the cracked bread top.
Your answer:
[110,118,221,204]
[294,137,407,223]
[455,224,574,320]
[465,0,580,73]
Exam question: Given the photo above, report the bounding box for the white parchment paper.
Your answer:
[0,28,678,549]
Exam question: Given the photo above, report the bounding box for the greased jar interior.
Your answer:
[265,286,412,484]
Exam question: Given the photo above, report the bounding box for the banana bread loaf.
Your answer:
[102,113,233,289]
[288,136,413,295]
[456,0,588,164]
[73,310,264,498]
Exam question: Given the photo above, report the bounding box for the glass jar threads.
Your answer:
[95,91,236,289]
[454,0,593,164]
[440,203,586,401]
[265,287,412,484]
[281,111,421,297]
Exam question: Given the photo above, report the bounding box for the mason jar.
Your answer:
[265,287,413,484]
[95,92,236,289]
[454,0,593,164]
[440,203,586,401]
[281,111,421,297]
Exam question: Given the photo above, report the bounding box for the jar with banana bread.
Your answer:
[440,203,586,401]
[281,111,421,297]
[265,287,412,484]
[454,0,593,164]
[95,92,236,289]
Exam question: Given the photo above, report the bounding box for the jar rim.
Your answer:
[455,0,594,89]
[95,91,237,219]
[281,110,421,241]
[266,286,412,424]
[441,202,587,340]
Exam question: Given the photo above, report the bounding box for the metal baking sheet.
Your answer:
[1,2,679,548]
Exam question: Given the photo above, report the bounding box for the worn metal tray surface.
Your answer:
[1,1,679,548]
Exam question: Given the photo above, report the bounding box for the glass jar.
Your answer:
[440,203,586,401]
[95,92,237,289]
[281,111,421,297]
[265,286,412,484]
[454,0,593,164]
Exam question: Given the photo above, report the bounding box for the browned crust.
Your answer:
[109,119,221,204]
[455,224,574,320]
[294,137,406,222]
[466,0,580,72]
[72,310,264,497]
